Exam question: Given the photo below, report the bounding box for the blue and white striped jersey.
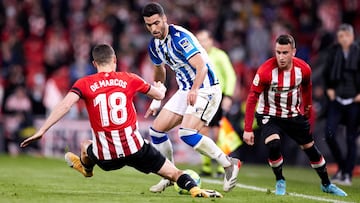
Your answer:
[147,24,219,90]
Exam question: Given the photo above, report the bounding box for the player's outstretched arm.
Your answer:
[20,92,80,148]
[144,82,166,118]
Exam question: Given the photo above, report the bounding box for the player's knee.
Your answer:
[179,128,202,147]
[149,127,169,144]
[266,138,281,151]
[266,139,282,162]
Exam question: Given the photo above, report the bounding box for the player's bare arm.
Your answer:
[146,81,167,100]
[154,64,166,83]
[20,92,80,148]
[187,53,207,106]
[145,65,167,118]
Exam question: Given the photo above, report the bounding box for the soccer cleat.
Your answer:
[321,183,347,196]
[275,179,286,195]
[223,157,241,192]
[190,187,223,198]
[65,152,93,177]
[149,178,173,193]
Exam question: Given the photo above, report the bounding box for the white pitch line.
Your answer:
[202,178,354,203]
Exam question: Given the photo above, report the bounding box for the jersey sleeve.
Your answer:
[301,64,312,109]
[244,66,269,132]
[70,79,85,98]
[130,73,151,94]
[250,67,269,94]
[173,32,200,60]
[148,39,162,65]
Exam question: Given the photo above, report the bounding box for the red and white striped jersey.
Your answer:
[244,57,312,132]
[71,71,151,160]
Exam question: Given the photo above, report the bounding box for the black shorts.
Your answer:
[255,113,313,145]
[87,141,166,174]
[208,104,223,127]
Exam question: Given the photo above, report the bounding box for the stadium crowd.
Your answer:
[0,0,359,166]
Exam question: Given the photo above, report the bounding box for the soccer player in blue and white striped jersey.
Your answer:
[142,2,241,193]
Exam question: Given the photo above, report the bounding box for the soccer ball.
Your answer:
[174,169,201,195]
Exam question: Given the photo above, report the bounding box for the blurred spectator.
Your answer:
[3,85,32,155]
[323,24,360,186]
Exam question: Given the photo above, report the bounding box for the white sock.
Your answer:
[194,136,231,167]
[149,128,174,163]
[154,139,174,163]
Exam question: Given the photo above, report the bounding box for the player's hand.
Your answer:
[20,132,43,148]
[154,81,167,95]
[243,131,255,146]
[187,89,198,106]
[144,99,161,118]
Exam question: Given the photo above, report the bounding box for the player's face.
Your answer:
[337,30,354,49]
[275,43,295,70]
[144,14,167,40]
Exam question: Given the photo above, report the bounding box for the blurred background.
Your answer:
[0,0,359,171]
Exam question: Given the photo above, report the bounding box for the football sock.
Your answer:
[150,127,174,162]
[304,145,330,186]
[266,139,285,180]
[177,173,198,191]
[80,157,94,172]
[179,128,231,167]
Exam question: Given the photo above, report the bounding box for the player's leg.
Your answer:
[256,115,286,195]
[157,159,222,198]
[180,86,241,192]
[149,91,185,192]
[301,142,347,196]
[290,116,347,196]
[198,126,213,177]
[264,134,286,195]
[65,140,94,177]
[199,105,223,177]
[150,108,182,162]
[132,141,222,198]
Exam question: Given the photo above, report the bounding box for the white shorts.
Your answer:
[163,85,222,125]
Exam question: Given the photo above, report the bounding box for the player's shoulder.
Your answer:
[169,24,195,40]
[257,57,277,73]
[293,57,311,71]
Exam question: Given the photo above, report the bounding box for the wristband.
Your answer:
[150,99,161,110]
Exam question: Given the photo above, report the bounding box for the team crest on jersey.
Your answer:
[253,74,260,86]
[179,38,194,53]
[262,116,270,124]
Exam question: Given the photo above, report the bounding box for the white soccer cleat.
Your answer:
[149,178,173,193]
[223,157,241,192]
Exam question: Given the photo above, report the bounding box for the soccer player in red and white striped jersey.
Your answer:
[20,44,223,198]
[243,35,347,197]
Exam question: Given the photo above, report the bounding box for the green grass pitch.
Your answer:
[0,155,358,203]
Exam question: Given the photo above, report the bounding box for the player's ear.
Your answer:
[162,15,167,23]
[292,48,296,56]
[92,60,97,68]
